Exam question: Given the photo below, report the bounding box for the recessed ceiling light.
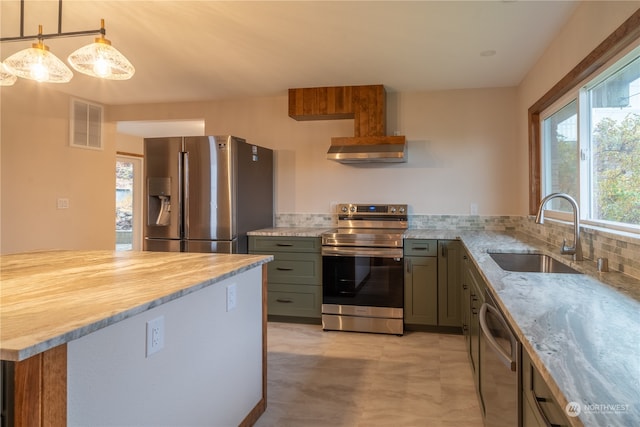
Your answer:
[480,50,497,57]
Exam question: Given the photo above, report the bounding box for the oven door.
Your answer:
[322,247,404,309]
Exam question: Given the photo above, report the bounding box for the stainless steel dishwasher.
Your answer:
[479,289,521,427]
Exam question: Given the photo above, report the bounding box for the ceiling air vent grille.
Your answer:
[70,98,103,150]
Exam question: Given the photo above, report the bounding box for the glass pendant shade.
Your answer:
[68,36,134,80]
[3,40,73,83]
[0,62,17,86]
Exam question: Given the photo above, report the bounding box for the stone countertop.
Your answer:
[247,227,332,237]
[459,231,639,427]
[0,250,273,362]
[251,227,639,426]
[403,229,462,240]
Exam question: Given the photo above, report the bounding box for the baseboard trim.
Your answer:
[238,398,266,427]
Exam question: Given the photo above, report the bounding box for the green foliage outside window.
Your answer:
[592,113,640,225]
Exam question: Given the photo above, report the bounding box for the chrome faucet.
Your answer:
[535,193,583,261]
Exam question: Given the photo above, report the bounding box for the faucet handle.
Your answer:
[561,239,575,255]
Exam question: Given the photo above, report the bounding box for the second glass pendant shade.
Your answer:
[67,20,134,80]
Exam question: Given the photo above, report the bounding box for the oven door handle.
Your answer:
[321,247,403,258]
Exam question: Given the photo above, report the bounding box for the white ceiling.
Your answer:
[1,1,579,105]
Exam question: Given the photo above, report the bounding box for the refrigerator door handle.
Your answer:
[181,151,189,240]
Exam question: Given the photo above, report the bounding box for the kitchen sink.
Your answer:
[488,252,581,274]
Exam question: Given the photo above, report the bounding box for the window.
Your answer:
[542,100,578,213]
[539,45,640,232]
[587,55,640,226]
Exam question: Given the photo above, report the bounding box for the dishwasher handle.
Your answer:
[479,302,517,372]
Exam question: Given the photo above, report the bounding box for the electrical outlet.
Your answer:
[146,316,165,357]
[226,284,237,312]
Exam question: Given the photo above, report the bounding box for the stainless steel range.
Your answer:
[321,203,408,335]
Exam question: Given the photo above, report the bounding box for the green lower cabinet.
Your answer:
[404,255,438,325]
[438,240,462,326]
[267,283,322,318]
[249,236,322,320]
[404,239,462,329]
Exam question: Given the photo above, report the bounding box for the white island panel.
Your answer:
[67,267,262,427]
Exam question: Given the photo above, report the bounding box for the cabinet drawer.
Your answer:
[266,252,321,285]
[522,349,571,426]
[249,236,321,253]
[267,284,321,318]
[404,239,437,257]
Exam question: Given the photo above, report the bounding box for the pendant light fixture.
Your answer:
[68,19,134,80]
[0,0,134,84]
[0,62,18,86]
[3,26,73,83]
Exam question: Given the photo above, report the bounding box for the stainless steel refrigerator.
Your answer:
[143,135,273,254]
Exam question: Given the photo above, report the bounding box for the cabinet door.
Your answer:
[461,254,471,348]
[438,240,462,327]
[468,265,485,392]
[404,256,438,325]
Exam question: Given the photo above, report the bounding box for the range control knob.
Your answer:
[399,207,406,214]
[350,205,356,213]
[390,207,397,213]
[341,206,348,213]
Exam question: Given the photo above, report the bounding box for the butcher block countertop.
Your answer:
[0,250,273,361]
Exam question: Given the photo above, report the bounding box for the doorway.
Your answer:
[116,155,143,251]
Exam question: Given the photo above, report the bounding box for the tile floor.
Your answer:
[254,322,484,427]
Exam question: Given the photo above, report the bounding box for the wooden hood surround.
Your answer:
[288,85,407,162]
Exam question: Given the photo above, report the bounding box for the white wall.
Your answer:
[0,81,116,254]
[515,1,640,211]
[67,267,263,427]
[110,86,519,216]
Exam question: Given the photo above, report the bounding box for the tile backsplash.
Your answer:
[274,213,640,280]
[519,216,640,280]
[408,215,521,231]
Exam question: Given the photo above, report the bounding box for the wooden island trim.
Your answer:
[239,263,269,427]
[12,344,67,427]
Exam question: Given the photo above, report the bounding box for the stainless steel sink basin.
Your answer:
[488,252,581,274]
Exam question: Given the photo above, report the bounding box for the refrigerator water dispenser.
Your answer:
[148,177,172,226]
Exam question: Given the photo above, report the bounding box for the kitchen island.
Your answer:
[1,250,272,427]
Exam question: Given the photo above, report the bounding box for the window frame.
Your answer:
[528,10,640,219]
[539,43,640,232]
[116,153,144,251]
[539,94,580,223]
